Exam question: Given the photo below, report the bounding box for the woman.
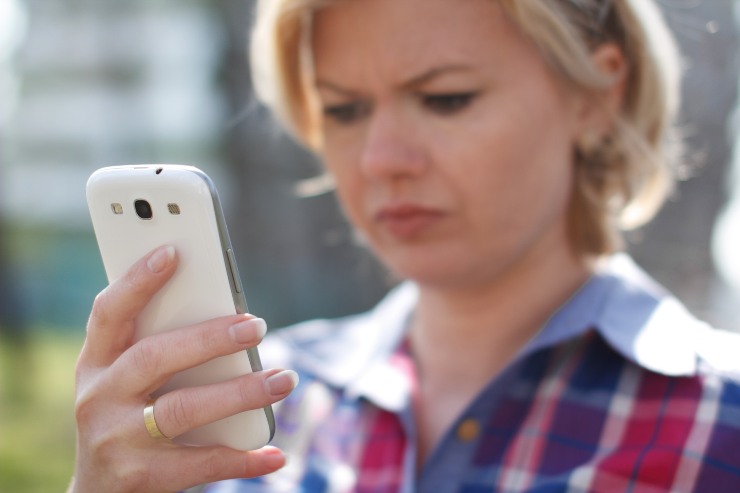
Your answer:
[69,0,740,492]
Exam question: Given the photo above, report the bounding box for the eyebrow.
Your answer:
[400,64,475,89]
[314,80,359,97]
[315,64,475,96]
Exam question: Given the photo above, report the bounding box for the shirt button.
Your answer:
[456,418,481,443]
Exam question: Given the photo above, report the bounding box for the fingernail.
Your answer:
[229,318,267,344]
[265,370,299,397]
[147,246,175,273]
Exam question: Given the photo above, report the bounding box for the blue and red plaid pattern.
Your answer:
[334,332,739,493]
[208,331,740,492]
[206,256,740,492]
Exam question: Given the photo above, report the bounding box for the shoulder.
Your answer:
[590,254,740,380]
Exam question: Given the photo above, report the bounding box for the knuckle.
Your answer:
[237,376,262,407]
[79,412,143,486]
[101,454,146,492]
[119,272,143,296]
[73,377,117,435]
[120,261,158,298]
[88,289,113,329]
[72,373,161,492]
[73,373,109,426]
[130,338,164,376]
[196,323,224,355]
[74,386,97,425]
[88,429,120,462]
[201,448,228,482]
[166,392,198,433]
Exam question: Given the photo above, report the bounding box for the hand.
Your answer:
[69,246,296,493]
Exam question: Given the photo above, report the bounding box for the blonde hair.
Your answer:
[250,0,682,256]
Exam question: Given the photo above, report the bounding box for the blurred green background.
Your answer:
[1,1,740,491]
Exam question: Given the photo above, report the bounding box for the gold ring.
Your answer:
[143,397,170,441]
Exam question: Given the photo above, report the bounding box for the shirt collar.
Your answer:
[272,282,417,410]
[274,254,704,410]
[523,253,704,376]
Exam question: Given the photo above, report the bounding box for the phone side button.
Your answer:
[226,248,243,294]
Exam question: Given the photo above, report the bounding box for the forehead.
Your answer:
[311,0,532,83]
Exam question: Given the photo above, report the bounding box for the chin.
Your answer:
[379,248,488,289]
[364,229,507,289]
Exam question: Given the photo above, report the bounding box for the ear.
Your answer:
[576,42,628,136]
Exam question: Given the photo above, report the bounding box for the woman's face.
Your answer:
[312,0,588,289]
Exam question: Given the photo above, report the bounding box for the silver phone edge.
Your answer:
[188,167,277,443]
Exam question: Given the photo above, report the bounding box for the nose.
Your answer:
[359,107,426,180]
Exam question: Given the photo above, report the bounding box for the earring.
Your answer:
[576,129,612,170]
[577,129,603,155]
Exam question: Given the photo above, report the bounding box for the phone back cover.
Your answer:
[86,165,272,450]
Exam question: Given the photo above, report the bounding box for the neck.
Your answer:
[409,245,592,391]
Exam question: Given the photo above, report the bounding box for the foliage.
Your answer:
[0,331,81,493]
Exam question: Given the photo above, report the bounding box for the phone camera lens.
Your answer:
[134,199,153,220]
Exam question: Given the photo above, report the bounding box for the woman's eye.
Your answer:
[421,92,476,115]
[323,102,369,124]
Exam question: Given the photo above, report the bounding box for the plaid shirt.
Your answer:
[206,255,740,492]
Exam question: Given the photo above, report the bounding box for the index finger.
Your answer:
[80,245,178,369]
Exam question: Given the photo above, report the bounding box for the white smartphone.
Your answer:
[86,164,275,450]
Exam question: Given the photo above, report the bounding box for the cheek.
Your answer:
[438,98,577,227]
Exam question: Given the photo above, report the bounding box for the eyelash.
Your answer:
[420,92,477,114]
[322,92,477,125]
[323,102,370,124]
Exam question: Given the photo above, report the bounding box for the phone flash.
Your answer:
[111,203,123,215]
[168,203,181,215]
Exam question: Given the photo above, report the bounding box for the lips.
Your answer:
[374,203,445,239]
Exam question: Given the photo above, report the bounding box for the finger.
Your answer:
[103,445,287,492]
[81,246,178,368]
[111,315,268,395]
[153,368,298,439]
[163,446,287,491]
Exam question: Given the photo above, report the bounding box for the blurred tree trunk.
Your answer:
[212,1,389,328]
